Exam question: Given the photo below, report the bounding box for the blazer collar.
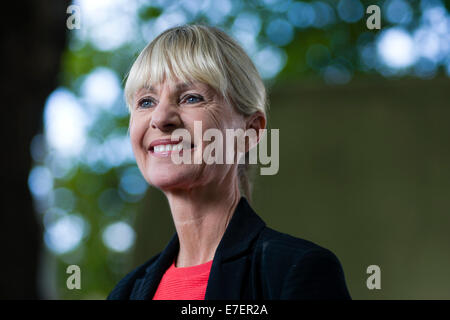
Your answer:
[130,196,266,300]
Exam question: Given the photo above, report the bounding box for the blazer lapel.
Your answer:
[130,233,179,300]
[130,196,266,300]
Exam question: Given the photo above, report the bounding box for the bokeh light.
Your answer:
[44,88,88,157]
[28,166,53,198]
[102,222,136,252]
[44,213,88,255]
[384,0,413,25]
[337,0,364,23]
[254,45,287,79]
[231,12,262,55]
[312,1,336,28]
[80,67,122,109]
[266,19,294,46]
[287,2,316,28]
[119,166,149,203]
[74,0,139,51]
[377,27,416,69]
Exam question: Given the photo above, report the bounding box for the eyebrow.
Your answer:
[142,82,195,94]
[134,81,214,104]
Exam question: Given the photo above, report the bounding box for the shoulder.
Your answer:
[253,227,351,299]
[255,227,336,264]
[106,253,161,300]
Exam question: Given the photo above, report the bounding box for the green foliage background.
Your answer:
[34,0,450,299]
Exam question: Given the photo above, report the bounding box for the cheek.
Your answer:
[194,108,233,139]
[129,121,149,167]
[129,117,145,148]
[207,105,231,127]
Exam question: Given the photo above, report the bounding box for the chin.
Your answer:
[146,167,198,191]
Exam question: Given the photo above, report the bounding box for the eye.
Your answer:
[137,97,156,109]
[181,94,204,105]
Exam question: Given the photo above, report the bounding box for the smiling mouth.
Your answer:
[149,142,195,155]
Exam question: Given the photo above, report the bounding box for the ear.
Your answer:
[244,111,266,152]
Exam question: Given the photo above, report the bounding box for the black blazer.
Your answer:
[107,197,351,300]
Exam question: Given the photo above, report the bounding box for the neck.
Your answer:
[164,175,241,268]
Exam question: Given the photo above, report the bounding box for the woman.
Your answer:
[108,24,351,300]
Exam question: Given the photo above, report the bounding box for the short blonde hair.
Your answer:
[124,24,267,201]
[125,24,267,117]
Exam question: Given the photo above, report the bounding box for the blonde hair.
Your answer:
[124,24,267,201]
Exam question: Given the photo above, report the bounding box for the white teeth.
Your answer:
[153,143,183,153]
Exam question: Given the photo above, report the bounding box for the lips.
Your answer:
[149,138,181,151]
[148,138,195,156]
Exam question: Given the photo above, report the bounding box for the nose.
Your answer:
[149,98,182,132]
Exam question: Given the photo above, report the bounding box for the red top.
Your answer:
[152,259,213,300]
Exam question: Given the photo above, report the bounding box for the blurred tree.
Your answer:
[0,0,70,299]
[26,0,450,299]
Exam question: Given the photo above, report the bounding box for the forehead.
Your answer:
[135,80,216,96]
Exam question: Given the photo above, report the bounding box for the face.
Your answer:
[129,79,247,192]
